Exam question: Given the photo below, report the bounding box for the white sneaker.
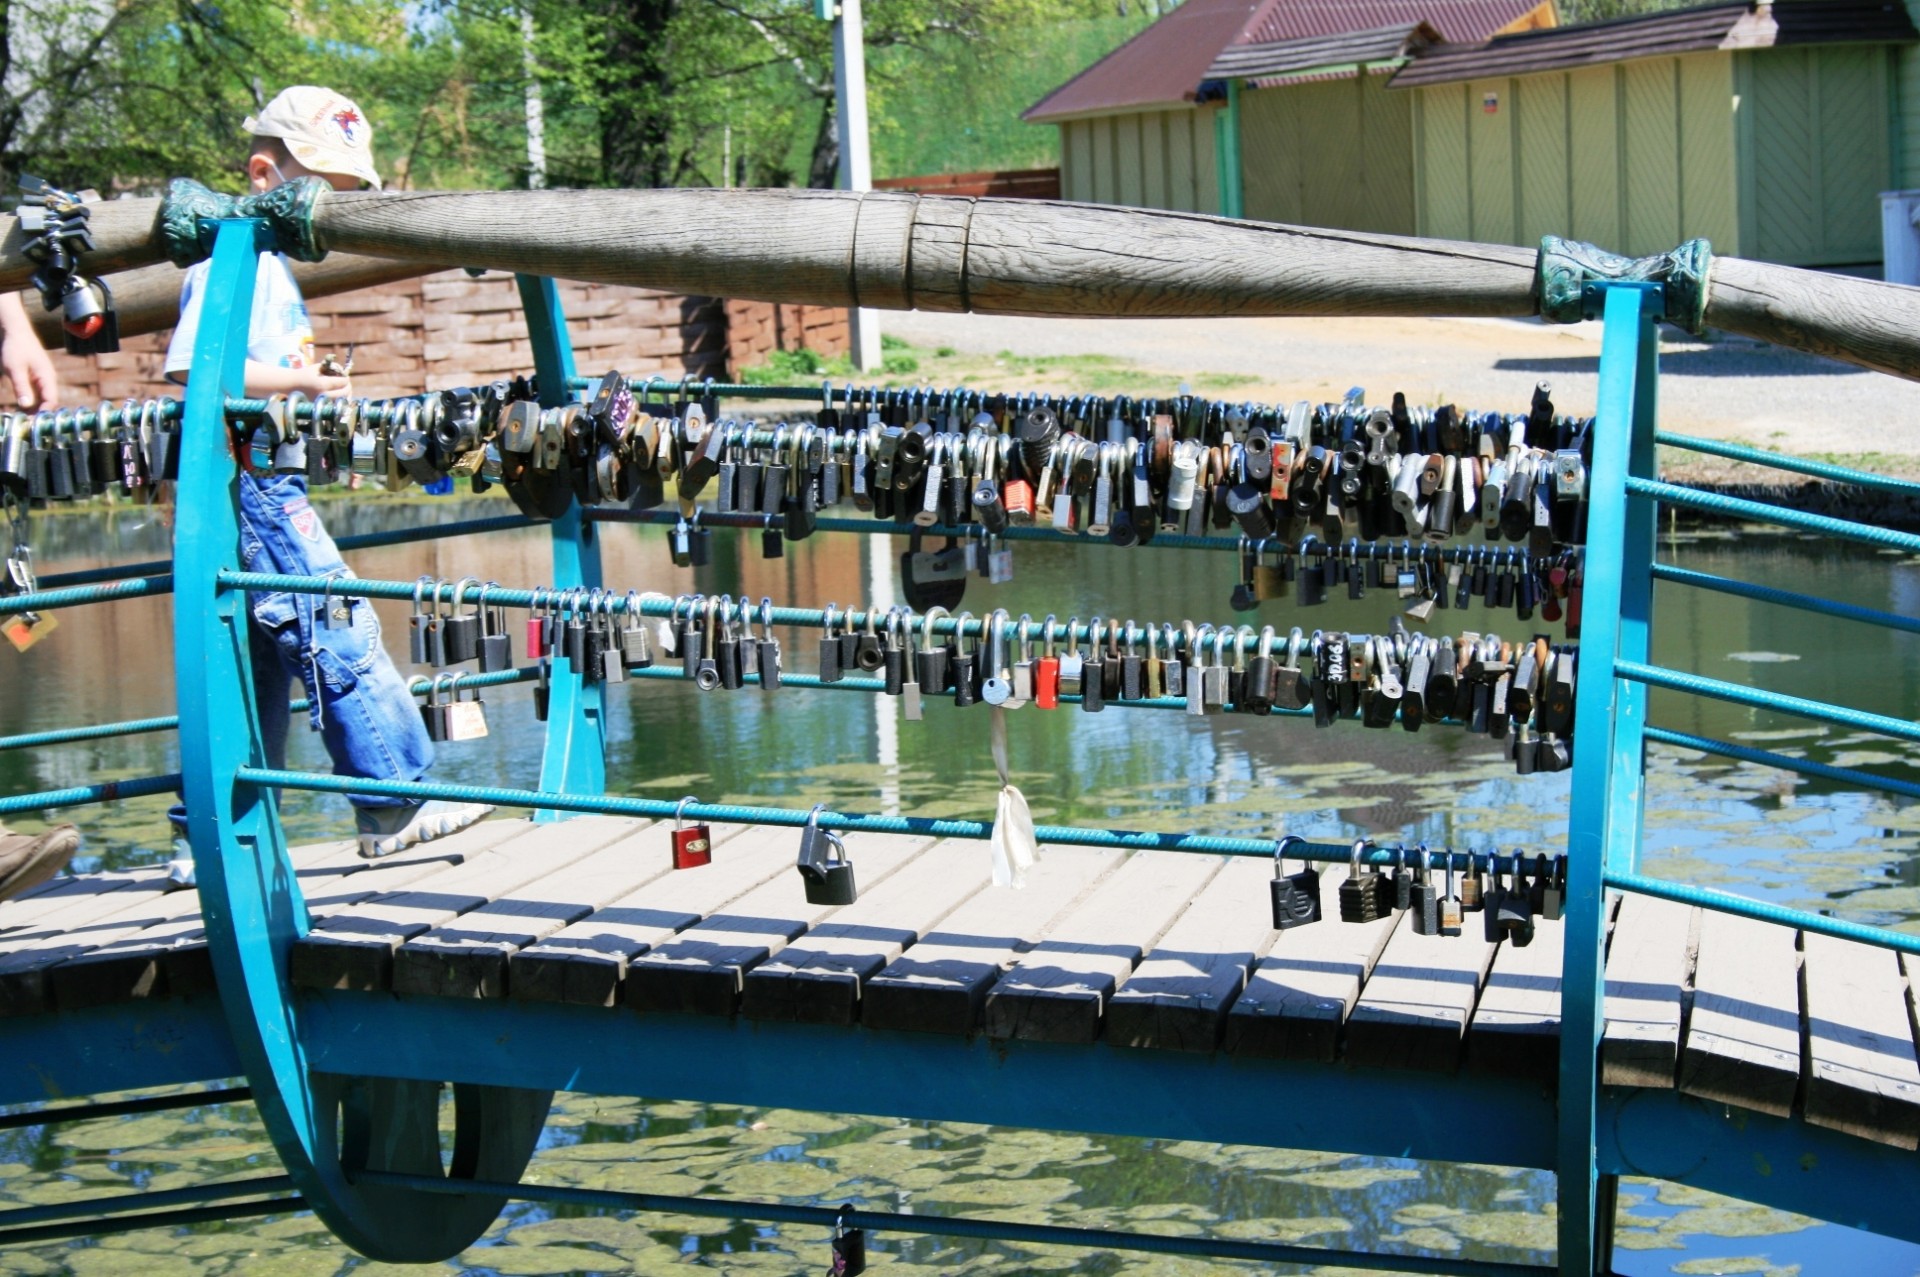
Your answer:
[356,801,493,859]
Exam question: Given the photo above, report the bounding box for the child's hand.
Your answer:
[300,368,352,399]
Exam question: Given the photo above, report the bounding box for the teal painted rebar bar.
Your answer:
[0,714,182,752]
[233,766,1535,873]
[1646,725,1920,801]
[1,575,173,612]
[591,506,1543,565]
[1618,660,1920,743]
[0,1197,303,1247]
[1624,476,1920,554]
[36,515,540,593]
[0,1176,291,1229]
[352,1170,1551,1276]
[1606,869,1920,955]
[0,669,540,754]
[1653,431,1920,496]
[0,1087,252,1131]
[215,570,1408,656]
[1650,564,1920,635]
[0,773,181,815]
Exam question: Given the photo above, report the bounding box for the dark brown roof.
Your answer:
[1388,0,1916,88]
[1023,0,1272,122]
[1206,22,1441,79]
[1024,0,1541,122]
[1243,0,1541,42]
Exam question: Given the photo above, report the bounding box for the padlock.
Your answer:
[796,805,857,905]
[830,1205,866,1277]
[1269,834,1322,929]
[444,673,490,742]
[670,794,713,870]
[1439,852,1465,936]
[1410,845,1441,936]
[1337,839,1386,924]
[417,673,452,743]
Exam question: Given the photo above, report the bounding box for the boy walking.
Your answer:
[166,86,488,857]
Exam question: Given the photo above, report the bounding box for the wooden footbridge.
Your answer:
[5,182,1920,1276]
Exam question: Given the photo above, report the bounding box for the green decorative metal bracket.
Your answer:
[1535,236,1711,335]
[158,176,329,267]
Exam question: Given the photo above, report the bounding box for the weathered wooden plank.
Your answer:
[393,820,758,1000]
[50,839,380,1011]
[1105,856,1279,1052]
[1602,892,1696,1089]
[1345,906,1500,1074]
[863,847,1122,1036]
[289,818,637,992]
[740,840,988,1026]
[1222,865,1401,1062]
[980,852,1222,1045]
[158,836,488,1000]
[1468,916,1568,1081]
[1801,932,1920,1148]
[1679,907,1802,1118]
[624,834,934,1018]
[0,867,175,939]
[0,838,354,1015]
[509,824,792,1007]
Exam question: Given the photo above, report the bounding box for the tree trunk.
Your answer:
[596,0,677,188]
[807,96,839,191]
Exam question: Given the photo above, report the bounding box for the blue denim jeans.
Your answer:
[174,474,432,822]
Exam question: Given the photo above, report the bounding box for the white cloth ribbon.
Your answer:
[988,705,1039,888]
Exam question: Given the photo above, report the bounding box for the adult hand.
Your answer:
[0,293,59,410]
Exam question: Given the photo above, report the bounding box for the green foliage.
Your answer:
[0,0,1158,196]
[869,10,1153,176]
[738,343,916,383]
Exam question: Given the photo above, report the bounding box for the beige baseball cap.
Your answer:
[244,86,382,190]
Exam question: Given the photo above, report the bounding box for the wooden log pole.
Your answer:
[7,185,1920,381]
[15,253,442,346]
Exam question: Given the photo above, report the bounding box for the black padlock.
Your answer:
[830,1205,866,1276]
[1411,845,1441,936]
[442,577,482,666]
[1270,835,1322,930]
[797,806,857,906]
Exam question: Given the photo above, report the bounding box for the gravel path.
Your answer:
[881,309,1920,477]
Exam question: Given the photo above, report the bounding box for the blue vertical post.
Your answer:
[515,274,605,817]
[173,216,341,1237]
[1557,281,1661,1277]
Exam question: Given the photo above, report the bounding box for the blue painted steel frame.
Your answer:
[514,274,606,817]
[27,245,1918,1270]
[1557,282,1661,1277]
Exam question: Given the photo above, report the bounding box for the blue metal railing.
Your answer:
[10,220,1920,1277]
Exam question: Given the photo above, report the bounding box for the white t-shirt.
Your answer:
[163,253,315,380]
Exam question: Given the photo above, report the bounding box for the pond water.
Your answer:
[3,494,1919,1277]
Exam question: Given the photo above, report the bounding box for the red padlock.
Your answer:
[670,795,712,870]
[1034,617,1062,710]
[1002,476,1035,524]
[525,588,548,660]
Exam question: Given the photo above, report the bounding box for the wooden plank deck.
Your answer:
[3,825,1916,1148]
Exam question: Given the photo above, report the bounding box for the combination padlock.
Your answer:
[670,795,713,870]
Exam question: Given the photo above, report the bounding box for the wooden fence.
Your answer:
[16,270,849,408]
[873,168,1061,199]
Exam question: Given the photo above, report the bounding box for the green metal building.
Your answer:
[1027,0,1920,267]
[1391,2,1919,265]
